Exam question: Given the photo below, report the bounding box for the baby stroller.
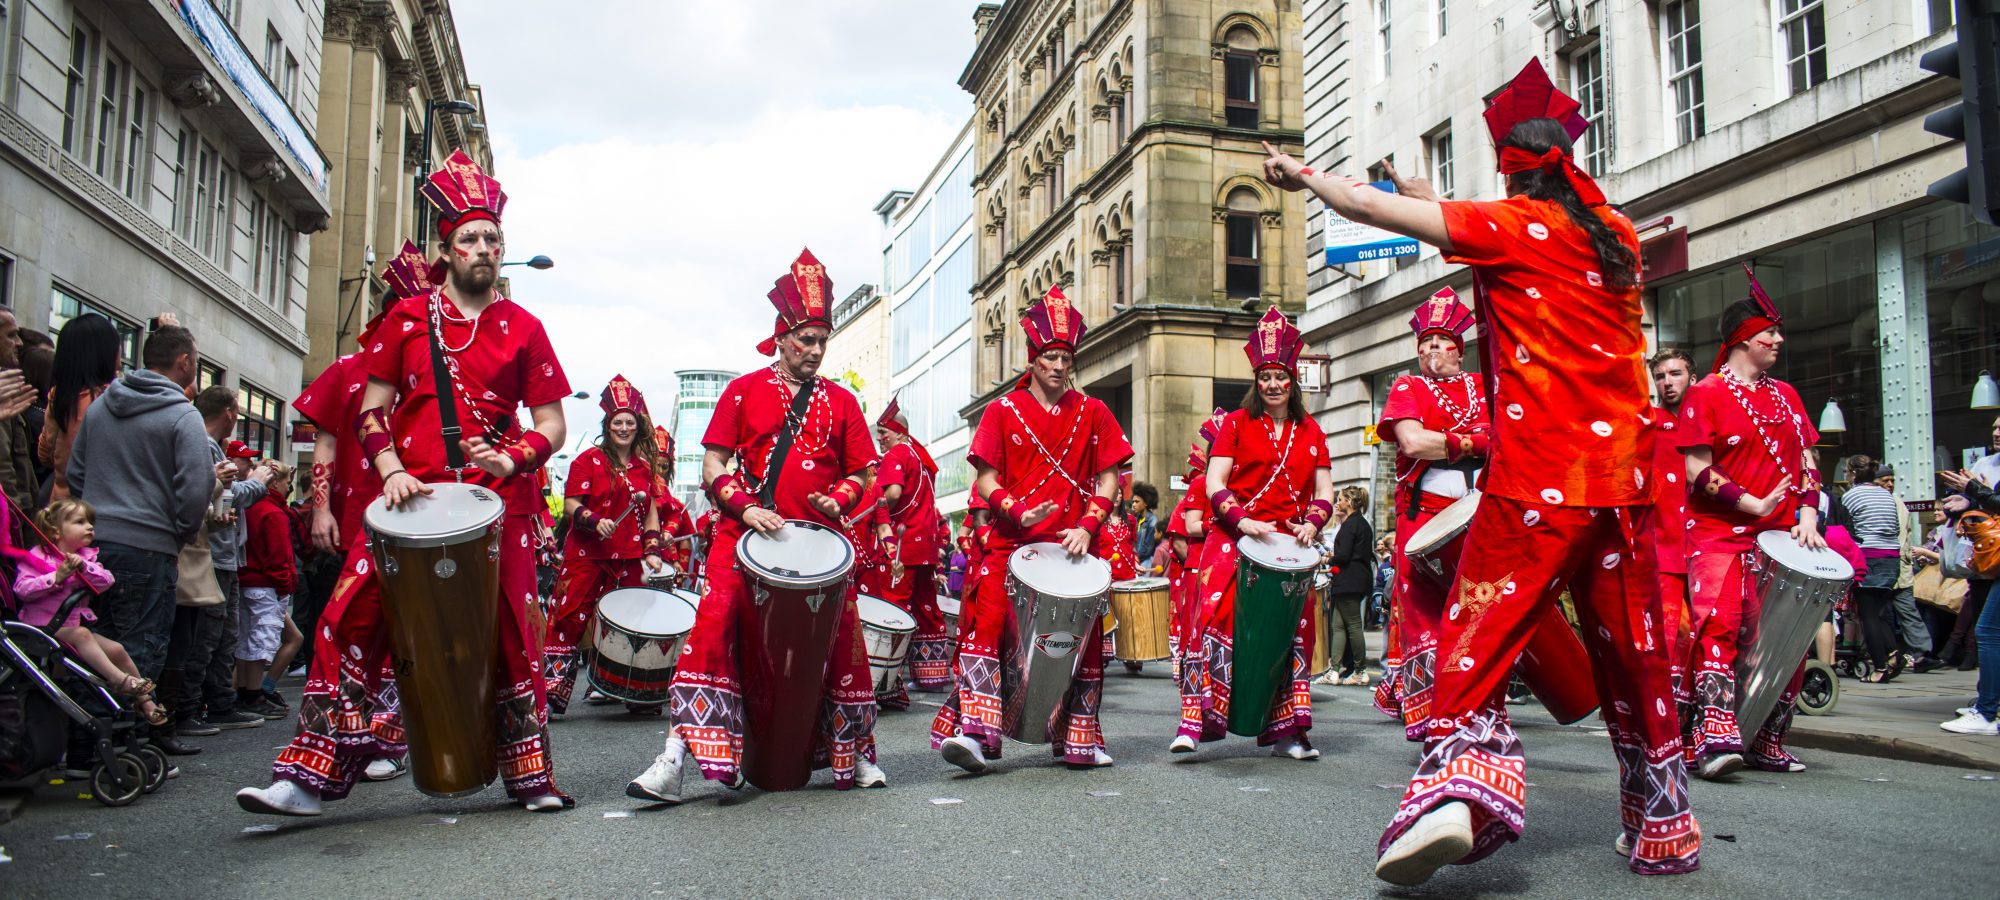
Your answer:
[1,585,169,806]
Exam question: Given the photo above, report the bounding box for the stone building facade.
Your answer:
[959,0,1310,501]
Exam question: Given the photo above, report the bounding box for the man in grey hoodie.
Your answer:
[68,325,216,705]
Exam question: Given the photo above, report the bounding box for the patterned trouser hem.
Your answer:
[545,651,583,716]
[1396,648,1436,744]
[909,637,953,691]
[1194,635,1312,746]
[1686,668,1744,759]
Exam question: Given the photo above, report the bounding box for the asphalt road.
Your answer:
[3,669,1994,898]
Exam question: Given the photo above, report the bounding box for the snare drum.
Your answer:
[1230,533,1318,736]
[1108,577,1172,662]
[587,588,696,705]
[1405,491,1481,587]
[858,595,917,694]
[365,483,505,798]
[1309,571,1333,677]
[1739,530,1854,734]
[1003,543,1112,743]
[735,520,855,791]
[937,594,962,650]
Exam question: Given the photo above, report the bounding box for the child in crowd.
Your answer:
[13,499,166,725]
[236,461,300,716]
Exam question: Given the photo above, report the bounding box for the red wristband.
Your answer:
[1077,495,1113,537]
[1694,465,1746,508]
[574,508,598,530]
[1444,431,1491,463]
[988,487,1025,528]
[708,472,760,523]
[357,407,392,460]
[1305,499,1334,531]
[828,477,862,514]
[505,431,553,474]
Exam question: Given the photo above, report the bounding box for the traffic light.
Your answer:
[1919,1,2000,225]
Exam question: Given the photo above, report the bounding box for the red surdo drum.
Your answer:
[734,520,855,791]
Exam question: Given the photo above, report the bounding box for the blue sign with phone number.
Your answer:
[1323,182,1421,266]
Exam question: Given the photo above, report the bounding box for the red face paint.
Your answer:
[1754,339,1779,350]
[454,246,473,259]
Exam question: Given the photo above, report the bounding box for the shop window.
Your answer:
[237,382,285,459]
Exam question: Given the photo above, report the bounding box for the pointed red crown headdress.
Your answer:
[875,393,937,474]
[599,374,648,418]
[1021,285,1087,354]
[1245,307,1304,374]
[757,247,835,357]
[1197,407,1228,447]
[358,239,442,345]
[420,149,506,241]
[1483,59,1590,150]
[1411,287,1476,348]
[1712,263,1786,373]
[653,425,673,455]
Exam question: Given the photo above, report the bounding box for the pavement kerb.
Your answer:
[1784,726,2000,772]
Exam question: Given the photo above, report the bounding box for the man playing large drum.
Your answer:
[1171,307,1333,760]
[543,375,669,715]
[1678,268,1824,780]
[1264,59,1697,884]
[872,396,952,696]
[239,150,574,815]
[930,286,1132,773]
[625,249,885,803]
[1371,289,1489,742]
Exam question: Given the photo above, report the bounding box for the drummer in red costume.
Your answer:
[1264,59,1698,883]
[649,426,698,575]
[1171,307,1333,760]
[872,396,953,695]
[1649,348,1696,715]
[286,239,436,785]
[240,149,574,815]
[626,249,885,803]
[1371,289,1490,742]
[931,286,1132,773]
[1678,267,1824,780]
[543,376,669,715]
[1166,409,1227,681]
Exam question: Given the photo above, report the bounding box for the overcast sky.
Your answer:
[455,1,986,458]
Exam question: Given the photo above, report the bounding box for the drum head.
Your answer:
[363,482,504,547]
[736,520,855,589]
[856,595,916,632]
[1009,543,1113,599]
[598,588,695,637]
[670,588,702,610]
[1407,491,1482,555]
[1756,530,1855,581]
[1235,532,1319,572]
[936,595,961,616]
[1112,577,1169,592]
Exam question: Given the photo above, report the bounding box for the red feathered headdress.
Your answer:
[876,393,938,474]
[1410,287,1475,348]
[1021,285,1087,354]
[360,239,442,345]
[420,149,506,241]
[757,248,835,357]
[1245,307,1304,375]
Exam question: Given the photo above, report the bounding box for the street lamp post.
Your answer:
[415,99,481,242]
[501,256,555,270]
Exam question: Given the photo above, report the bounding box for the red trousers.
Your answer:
[667,521,877,789]
[1658,569,1692,709]
[543,555,644,714]
[1685,549,1801,768]
[1170,539,1204,686]
[1379,495,1698,876]
[1177,532,1314,745]
[873,564,950,710]
[273,514,559,802]
[1377,492,1458,742]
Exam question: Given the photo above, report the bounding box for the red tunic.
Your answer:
[1093,512,1139,581]
[561,446,651,561]
[1376,373,1489,509]
[1209,409,1329,524]
[967,388,1133,543]
[1440,197,1651,508]
[1650,405,1691,574]
[653,489,696,569]
[702,369,877,525]
[877,442,941,565]
[1675,374,1816,553]
[361,292,571,514]
[293,352,382,546]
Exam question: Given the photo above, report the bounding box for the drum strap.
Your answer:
[427,302,467,472]
[758,376,818,508]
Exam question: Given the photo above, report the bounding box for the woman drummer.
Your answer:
[1172,307,1334,760]
[648,426,698,580]
[543,375,668,715]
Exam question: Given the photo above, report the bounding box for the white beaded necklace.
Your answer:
[1419,373,1480,432]
[1720,367,1807,490]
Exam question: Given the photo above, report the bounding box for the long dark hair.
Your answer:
[50,313,122,436]
[1500,118,1639,289]
[1239,376,1309,422]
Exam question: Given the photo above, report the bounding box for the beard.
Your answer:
[450,261,498,294]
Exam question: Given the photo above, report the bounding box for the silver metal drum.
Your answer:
[1738,530,1855,736]
[1002,542,1112,744]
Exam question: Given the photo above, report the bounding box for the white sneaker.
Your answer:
[521,793,567,812]
[235,780,323,817]
[1312,673,1340,686]
[1273,736,1320,760]
[940,735,991,774]
[1695,752,1743,781]
[1940,711,1999,736]
[284,665,307,678]
[855,758,888,788]
[1375,800,1474,886]
[1955,706,1977,718]
[585,689,617,706]
[625,738,687,803]
[363,757,408,782]
[1169,734,1197,753]
[1076,748,1115,768]
[1615,832,1634,858]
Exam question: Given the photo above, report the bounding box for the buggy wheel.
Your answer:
[91,753,146,807]
[1797,660,1839,716]
[1848,657,1873,680]
[137,744,170,793]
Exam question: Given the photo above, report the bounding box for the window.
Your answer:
[1112,96,1128,144]
[0,255,10,309]
[1663,1,1705,145]
[172,130,194,239]
[1778,0,1827,96]
[1928,0,1955,33]
[1570,43,1609,177]
[50,286,140,371]
[123,81,151,199]
[931,339,972,442]
[1224,51,1259,129]
[266,214,292,304]
[263,26,281,78]
[1426,127,1454,199]
[1116,240,1131,307]
[94,51,123,178]
[892,281,931,373]
[249,196,268,293]
[282,53,299,107]
[1437,0,1447,38]
[213,0,237,27]
[931,240,974,337]
[236,382,284,458]
[62,25,95,154]
[1224,188,1262,299]
[1378,0,1392,79]
[197,360,224,392]
[193,141,217,254]
[210,162,236,264]
[934,152,974,232]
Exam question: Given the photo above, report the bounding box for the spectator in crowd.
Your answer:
[176,388,272,734]
[1321,485,1376,686]
[13,499,167,726]
[237,460,299,717]
[40,312,123,503]
[946,540,967,599]
[0,307,40,519]
[1131,481,1160,566]
[20,337,52,504]
[1371,534,1395,629]
[1842,455,1916,682]
[20,328,52,355]
[68,324,215,754]
[1940,414,2000,672]
[1938,454,2000,736]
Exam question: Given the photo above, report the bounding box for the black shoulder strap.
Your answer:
[759,376,817,508]
[426,297,467,471]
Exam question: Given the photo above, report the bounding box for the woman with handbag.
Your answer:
[1938,434,2000,736]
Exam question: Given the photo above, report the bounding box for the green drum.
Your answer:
[1228,532,1318,737]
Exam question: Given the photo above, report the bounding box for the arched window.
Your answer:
[1224,187,1262,298]
[1223,27,1260,129]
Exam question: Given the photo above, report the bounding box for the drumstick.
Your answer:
[608,489,650,529]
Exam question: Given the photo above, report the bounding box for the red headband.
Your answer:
[1712,263,1785,373]
[1498,146,1605,207]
